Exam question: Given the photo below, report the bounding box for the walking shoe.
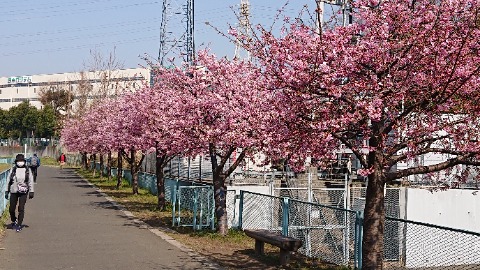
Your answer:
[15,225,22,232]
[10,220,17,229]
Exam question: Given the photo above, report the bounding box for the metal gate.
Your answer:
[173,186,215,230]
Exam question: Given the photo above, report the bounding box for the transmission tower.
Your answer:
[234,0,251,60]
[158,0,195,66]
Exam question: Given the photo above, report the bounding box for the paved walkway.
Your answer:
[0,166,220,270]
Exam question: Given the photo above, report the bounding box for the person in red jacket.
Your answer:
[58,153,66,169]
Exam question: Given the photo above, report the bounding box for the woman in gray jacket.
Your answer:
[4,154,34,232]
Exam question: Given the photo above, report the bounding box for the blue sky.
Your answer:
[0,0,332,77]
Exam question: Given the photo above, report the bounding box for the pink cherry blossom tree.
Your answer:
[153,50,270,234]
[105,92,152,195]
[89,97,125,187]
[62,93,150,195]
[131,76,189,210]
[241,0,480,268]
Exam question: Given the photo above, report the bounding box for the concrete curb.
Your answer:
[78,172,223,270]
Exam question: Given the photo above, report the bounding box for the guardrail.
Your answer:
[0,169,11,217]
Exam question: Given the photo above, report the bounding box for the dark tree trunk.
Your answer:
[209,143,247,235]
[99,154,104,179]
[155,144,168,210]
[212,171,229,235]
[362,125,386,270]
[107,151,112,181]
[122,148,145,195]
[129,149,138,195]
[81,152,88,170]
[362,169,386,270]
[92,153,97,177]
[116,150,123,189]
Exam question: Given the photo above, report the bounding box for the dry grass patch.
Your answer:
[0,164,12,172]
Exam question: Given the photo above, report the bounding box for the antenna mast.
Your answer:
[234,0,251,60]
[159,0,195,66]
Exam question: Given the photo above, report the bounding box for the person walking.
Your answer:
[4,154,35,232]
[29,153,41,183]
[59,152,66,169]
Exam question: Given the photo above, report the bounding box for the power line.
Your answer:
[0,26,159,47]
[1,0,120,16]
[0,1,161,23]
[1,18,161,41]
[1,36,158,57]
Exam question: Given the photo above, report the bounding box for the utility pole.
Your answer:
[315,0,324,34]
[158,0,195,66]
[234,0,251,60]
[315,0,351,33]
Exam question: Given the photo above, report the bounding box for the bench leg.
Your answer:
[254,240,265,255]
[279,249,290,265]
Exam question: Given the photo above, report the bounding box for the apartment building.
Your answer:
[0,68,150,110]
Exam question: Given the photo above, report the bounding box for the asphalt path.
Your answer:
[0,166,220,270]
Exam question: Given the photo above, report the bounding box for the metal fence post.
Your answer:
[199,156,202,182]
[172,186,177,226]
[193,188,198,230]
[282,197,290,236]
[354,210,364,270]
[238,190,244,229]
[187,157,191,181]
[210,187,215,230]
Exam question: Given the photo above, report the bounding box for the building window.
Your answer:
[0,99,10,102]
[34,88,36,93]
[16,88,18,94]
[12,98,29,102]
[0,89,2,95]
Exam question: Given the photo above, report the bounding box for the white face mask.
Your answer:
[16,161,25,167]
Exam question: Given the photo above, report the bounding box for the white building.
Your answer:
[0,68,150,110]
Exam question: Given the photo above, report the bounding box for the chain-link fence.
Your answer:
[226,190,238,228]
[240,191,284,233]
[239,190,480,270]
[239,190,359,267]
[383,216,480,269]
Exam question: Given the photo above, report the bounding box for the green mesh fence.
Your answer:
[0,169,10,216]
[173,186,215,230]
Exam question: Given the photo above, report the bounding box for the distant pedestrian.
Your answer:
[58,153,66,169]
[29,153,41,183]
[5,154,35,232]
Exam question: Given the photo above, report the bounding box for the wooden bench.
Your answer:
[244,229,303,265]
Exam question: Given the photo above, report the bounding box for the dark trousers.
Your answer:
[31,166,38,182]
[9,193,28,225]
